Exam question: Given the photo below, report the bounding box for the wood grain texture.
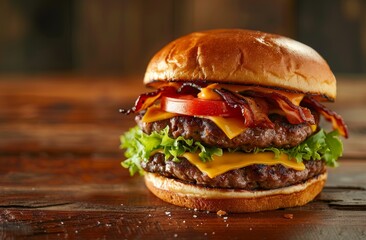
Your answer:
[0,75,364,157]
[0,75,366,239]
[0,157,365,239]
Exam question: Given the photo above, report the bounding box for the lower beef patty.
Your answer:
[142,153,326,190]
[136,114,315,151]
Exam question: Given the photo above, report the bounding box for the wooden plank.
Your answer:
[0,76,365,157]
[0,157,365,239]
[0,157,365,196]
[1,207,365,240]
[0,156,364,196]
[0,122,133,154]
[0,76,140,155]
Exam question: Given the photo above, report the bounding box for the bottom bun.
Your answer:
[144,171,327,212]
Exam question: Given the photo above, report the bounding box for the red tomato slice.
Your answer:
[161,96,241,117]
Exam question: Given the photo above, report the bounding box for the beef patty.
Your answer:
[136,114,315,151]
[142,153,326,190]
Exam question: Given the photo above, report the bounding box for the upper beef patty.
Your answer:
[136,114,315,151]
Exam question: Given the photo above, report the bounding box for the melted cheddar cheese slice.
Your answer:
[142,106,247,139]
[141,105,177,123]
[183,152,305,178]
[205,116,246,139]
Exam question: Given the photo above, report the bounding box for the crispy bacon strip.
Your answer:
[214,88,254,126]
[303,97,349,138]
[242,90,315,125]
[214,88,274,128]
[272,92,315,124]
[119,86,177,114]
[121,84,321,131]
[177,82,202,95]
[245,96,275,128]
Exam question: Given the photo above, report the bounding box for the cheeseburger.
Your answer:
[120,29,348,212]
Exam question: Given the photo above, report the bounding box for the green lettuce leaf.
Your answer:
[120,126,222,176]
[120,126,343,176]
[255,129,343,167]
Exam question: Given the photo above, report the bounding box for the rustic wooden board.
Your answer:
[0,76,364,157]
[0,156,365,239]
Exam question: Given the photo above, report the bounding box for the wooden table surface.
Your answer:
[0,75,365,239]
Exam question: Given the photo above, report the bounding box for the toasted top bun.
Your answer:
[144,29,336,100]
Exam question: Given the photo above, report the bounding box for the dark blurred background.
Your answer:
[0,0,365,76]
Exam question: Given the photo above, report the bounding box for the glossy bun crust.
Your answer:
[144,172,327,213]
[144,29,336,100]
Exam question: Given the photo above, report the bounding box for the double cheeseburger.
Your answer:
[120,29,348,212]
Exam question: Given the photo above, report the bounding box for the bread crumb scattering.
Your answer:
[283,214,294,219]
[216,210,227,217]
